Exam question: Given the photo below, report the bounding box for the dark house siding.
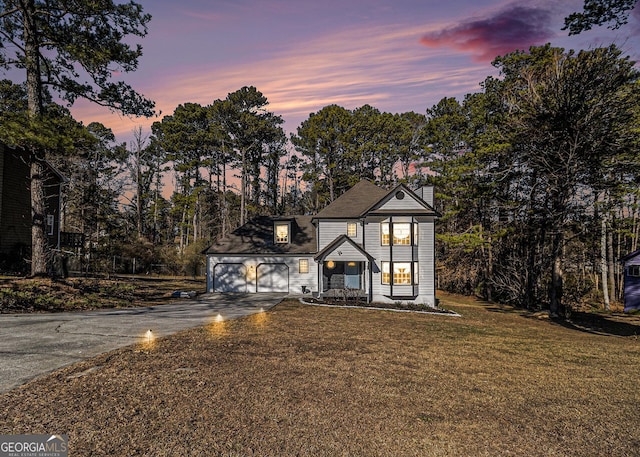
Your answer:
[622,250,640,312]
[0,144,62,264]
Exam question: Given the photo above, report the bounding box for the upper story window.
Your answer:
[299,259,309,274]
[347,222,357,237]
[629,265,640,277]
[381,222,417,246]
[393,223,411,245]
[275,223,289,243]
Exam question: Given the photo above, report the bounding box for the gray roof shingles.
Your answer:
[204,215,317,255]
[314,180,389,219]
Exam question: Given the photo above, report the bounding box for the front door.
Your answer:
[344,262,360,289]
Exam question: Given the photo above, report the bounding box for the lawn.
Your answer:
[0,276,205,312]
[0,292,639,456]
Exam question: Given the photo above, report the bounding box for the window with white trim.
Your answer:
[393,223,411,245]
[629,265,640,277]
[381,261,390,284]
[347,222,357,237]
[381,261,419,285]
[275,223,289,243]
[381,222,418,246]
[381,223,390,245]
[393,262,411,284]
[299,259,309,274]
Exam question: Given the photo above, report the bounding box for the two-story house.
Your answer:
[204,180,438,305]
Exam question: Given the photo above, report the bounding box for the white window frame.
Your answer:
[299,259,309,274]
[381,222,418,246]
[393,262,412,284]
[347,222,357,237]
[381,223,390,245]
[381,261,419,285]
[381,261,390,284]
[275,223,289,244]
[629,265,640,277]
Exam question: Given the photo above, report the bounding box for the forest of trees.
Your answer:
[0,0,638,315]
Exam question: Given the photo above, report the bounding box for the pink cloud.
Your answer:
[420,5,556,62]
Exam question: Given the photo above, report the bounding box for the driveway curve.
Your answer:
[0,293,285,393]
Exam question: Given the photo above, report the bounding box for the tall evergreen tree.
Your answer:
[0,0,155,275]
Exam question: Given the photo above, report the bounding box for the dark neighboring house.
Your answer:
[0,143,64,272]
[204,180,440,305]
[622,249,640,312]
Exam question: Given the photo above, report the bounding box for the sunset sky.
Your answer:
[67,0,640,145]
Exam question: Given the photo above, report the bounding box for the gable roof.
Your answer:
[621,249,640,263]
[314,234,374,262]
[203,215,316,255]
[314,180,438,219]
[366,183,439,216]
[314,180,389,219]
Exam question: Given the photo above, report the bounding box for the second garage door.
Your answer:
[213,263,247,292]
[257,263,289,292]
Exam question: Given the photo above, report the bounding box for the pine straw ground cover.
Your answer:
[1,293,639,456]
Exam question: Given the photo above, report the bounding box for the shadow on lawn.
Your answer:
[484,303,640,337]
[550,312,640,338]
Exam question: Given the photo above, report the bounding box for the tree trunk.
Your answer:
[549,231,564,316]
[607,223,615,304]
[240,148,246,226]
[601,217,610,310]
[30,159,48,276]
[24,0,48,276]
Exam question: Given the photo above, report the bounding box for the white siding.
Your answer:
[207,255,318,295]
[375,192,425,211]
[317,220,362,250]
[324,241,369,261]
[417,217,436,306]
[363,216,437,305]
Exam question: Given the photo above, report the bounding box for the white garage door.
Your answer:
[257,263,289,292]
[213,263,247,292]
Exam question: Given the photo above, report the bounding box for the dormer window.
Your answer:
[275,223,289,243]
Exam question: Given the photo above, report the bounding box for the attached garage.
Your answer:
[213,263,247,292]
[257,263,289,292]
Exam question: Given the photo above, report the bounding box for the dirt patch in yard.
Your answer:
[1,291,639,456]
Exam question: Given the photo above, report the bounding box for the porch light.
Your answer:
[326,261,335,269]
[247,264,256,280]
[347,262,356,267]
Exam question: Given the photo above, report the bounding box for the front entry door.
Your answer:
[344,262,360,289]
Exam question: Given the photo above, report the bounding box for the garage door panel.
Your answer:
[257,263,288,292]
[214,263,247,292]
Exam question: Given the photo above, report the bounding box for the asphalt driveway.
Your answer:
[0,293,285,393]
